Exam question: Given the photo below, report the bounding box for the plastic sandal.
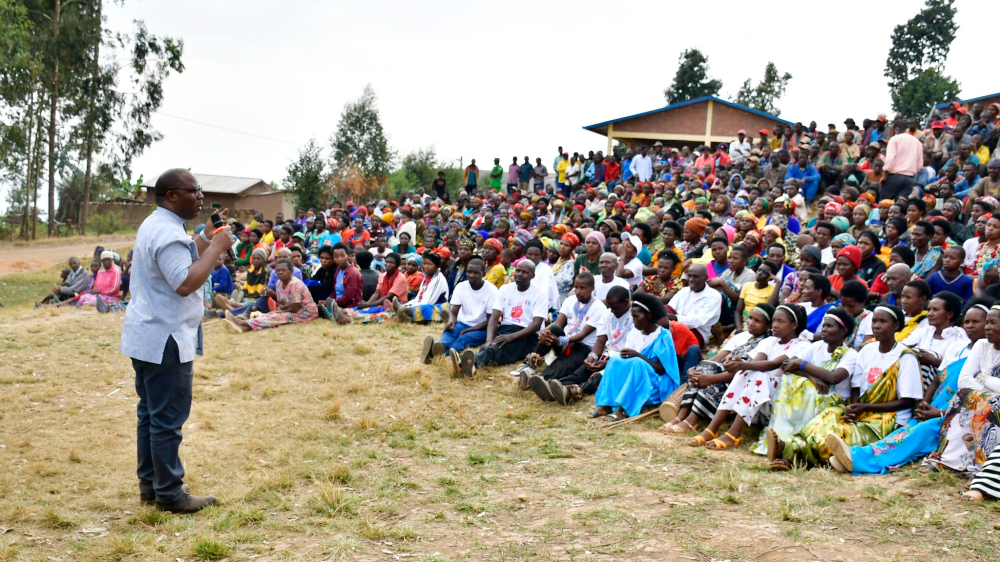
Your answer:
[686,428,718,447]
[705,431,742,451]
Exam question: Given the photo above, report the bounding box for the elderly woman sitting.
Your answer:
[76,250,122,313]
[225,259,318,332]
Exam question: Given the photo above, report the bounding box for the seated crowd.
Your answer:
[43,104,1000,503]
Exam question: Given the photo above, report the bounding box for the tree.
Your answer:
[885,0,960,117]
[664,49,722,104]
[734,62,792,116]
[330,84,395,192]
[283,138,327,211]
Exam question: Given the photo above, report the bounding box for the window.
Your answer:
[211,203,222,209]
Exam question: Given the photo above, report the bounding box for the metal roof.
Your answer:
[582,96,793,132]
[934,92,1000,109]
[142,173,270,195]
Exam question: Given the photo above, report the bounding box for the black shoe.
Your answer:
[459,350,476,378]
[422,336,435,364]
[549,379,569,405]
[157,492,217,513]
[529,375,554,401]
[141,484,190,506]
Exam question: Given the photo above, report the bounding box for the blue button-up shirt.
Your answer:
[120,207,204,364]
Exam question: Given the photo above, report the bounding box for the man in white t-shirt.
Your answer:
[449,260,547,378]
[423,259,497,362]
[512,272,608,399]
[615,231,644,288]
[548,285,633,405]
[595,252,630,301]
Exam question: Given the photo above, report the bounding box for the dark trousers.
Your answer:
[679,345,702,384]
[531,325,592,381]
[133,336,193,504]
[475,324,538,368]
[880,173,914,202]
[562,363,602,394]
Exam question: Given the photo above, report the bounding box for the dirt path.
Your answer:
[0,234,135,277]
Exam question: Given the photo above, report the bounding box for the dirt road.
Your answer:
[0,235,135,277]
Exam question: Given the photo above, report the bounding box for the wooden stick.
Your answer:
[603,409,660,429]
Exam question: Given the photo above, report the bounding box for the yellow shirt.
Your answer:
[975,146,990,166]
[557,159,569,183]
[261,231,275,245]
[739,282,775,318]
[485,263,507,289]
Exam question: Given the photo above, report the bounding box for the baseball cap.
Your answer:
[759,128,769,135]
[876,114,887,122]
[653,141,664,147]
[620,231,643,253]
[931,121,944,129]
[737,129,747,135]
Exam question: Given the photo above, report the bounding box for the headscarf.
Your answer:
[513,229,533,247]
[685,217,708,237]
[458,236,475,249]
[742,231,761,252]
[475,229,489,241]
[831,216,850,234]
[381,212,394,224]
[823,201,843,216]
[434,246,452,260]
[754,197,771,214]
[762,224,782,239]
[837,245,862,269]
[774,195,795,213]
[878,199,893,209]
[720,224,737,243]
[561,233,580,248]
[833,232,856,246]
[586,231,606,248]
[483,238,504,254]
[542,236,559,250]
[405,253,423,266]
[397,221,417,243]
[551,224,571,235]
[854,204,872,225]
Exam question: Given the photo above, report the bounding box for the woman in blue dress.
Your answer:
[827,295,990,474]
[590,292,681,421]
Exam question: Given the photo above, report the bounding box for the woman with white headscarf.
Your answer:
[76,250,122,312]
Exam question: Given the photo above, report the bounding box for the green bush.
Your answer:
[89,212,124,235]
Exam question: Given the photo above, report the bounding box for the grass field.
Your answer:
[1,266,999,561]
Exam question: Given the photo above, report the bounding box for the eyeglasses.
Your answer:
[170,185,203,195]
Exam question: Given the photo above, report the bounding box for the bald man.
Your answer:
[449,260,547,378]
[665,264,722,346]
[878,263,912,307]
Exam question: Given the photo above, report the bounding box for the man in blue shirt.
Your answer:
[622,148,634,183]
[121,168,234,513]
[518,156,533,192]
[784,150,821,203]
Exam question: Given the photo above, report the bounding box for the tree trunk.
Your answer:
[32,100,44,240]
[20,92,36,240]
[80,0,102,235]
[47,0,61,237]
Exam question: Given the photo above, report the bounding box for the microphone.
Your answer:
[211,213,238,261]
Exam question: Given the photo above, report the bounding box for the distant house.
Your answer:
[143,173,295,219]
[583,96,792,154]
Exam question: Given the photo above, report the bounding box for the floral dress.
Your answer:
[717,337,811,425]
[681,331,769,419]
[248,277,319,330]
[975,241,1000,278]
[639,275,682,299]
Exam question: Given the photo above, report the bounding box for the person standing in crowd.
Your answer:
[533,158,548,193]
[463,159,479,191]
[881,118,923,201]
[518,156,533,192]
[630,146,653,182]
[506,157,519,195]
[489,158,503,192]
[120,169,234,513]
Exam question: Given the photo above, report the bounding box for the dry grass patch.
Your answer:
[0,295,998,560]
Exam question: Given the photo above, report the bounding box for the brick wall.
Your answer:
[711,103,784,138]
[614,101,707,135]
[88,202,258,232]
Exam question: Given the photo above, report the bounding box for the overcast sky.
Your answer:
[98,0,990,187]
